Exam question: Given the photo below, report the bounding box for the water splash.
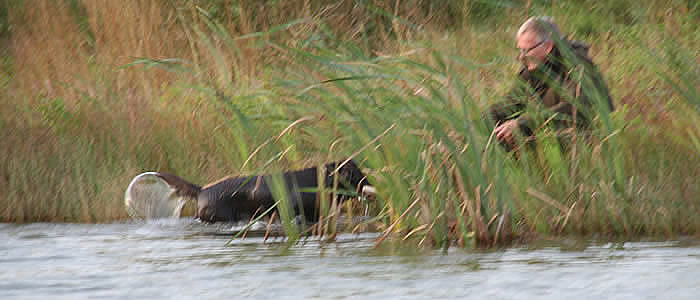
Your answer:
[124,172,189,220]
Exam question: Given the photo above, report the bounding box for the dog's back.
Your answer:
[155,159,371,223]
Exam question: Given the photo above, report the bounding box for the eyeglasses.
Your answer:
[518,39,546,57]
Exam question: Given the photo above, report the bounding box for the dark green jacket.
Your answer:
[488,39,614,136]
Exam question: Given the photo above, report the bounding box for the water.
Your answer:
[1,220,699,299]
[124,172,189,219]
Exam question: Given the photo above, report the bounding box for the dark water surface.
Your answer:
[1,220,698,299]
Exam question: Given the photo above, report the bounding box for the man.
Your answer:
[487,16,614,150]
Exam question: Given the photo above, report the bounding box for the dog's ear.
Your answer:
[337,160,367,189]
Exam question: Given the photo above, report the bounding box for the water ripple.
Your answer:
[1,220,698,299]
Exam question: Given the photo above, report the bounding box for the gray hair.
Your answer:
[516,16,562,42]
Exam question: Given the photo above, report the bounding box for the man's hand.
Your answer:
[494,119,519,146]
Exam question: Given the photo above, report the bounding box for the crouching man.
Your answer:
[486,16,614,151]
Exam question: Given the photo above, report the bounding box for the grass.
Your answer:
[1,0,698,247]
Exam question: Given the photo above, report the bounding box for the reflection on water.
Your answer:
[0,220,698,299]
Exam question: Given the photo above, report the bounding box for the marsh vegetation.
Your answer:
[1,0,697,247]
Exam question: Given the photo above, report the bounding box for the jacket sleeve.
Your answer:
[485,83,527,126]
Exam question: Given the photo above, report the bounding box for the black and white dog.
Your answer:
[151,160,372,223]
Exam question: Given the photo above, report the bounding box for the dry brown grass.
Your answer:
[1,0,697,242]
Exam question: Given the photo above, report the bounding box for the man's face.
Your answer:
[517,30,553,70]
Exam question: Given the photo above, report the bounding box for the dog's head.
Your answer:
[325,160,369,192]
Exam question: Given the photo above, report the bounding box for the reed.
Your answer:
[1,1,697,247]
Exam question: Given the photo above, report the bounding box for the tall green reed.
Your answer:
[2,0,697,244]
[244,10,697,245]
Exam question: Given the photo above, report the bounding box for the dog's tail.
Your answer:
[155,172,202,200]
